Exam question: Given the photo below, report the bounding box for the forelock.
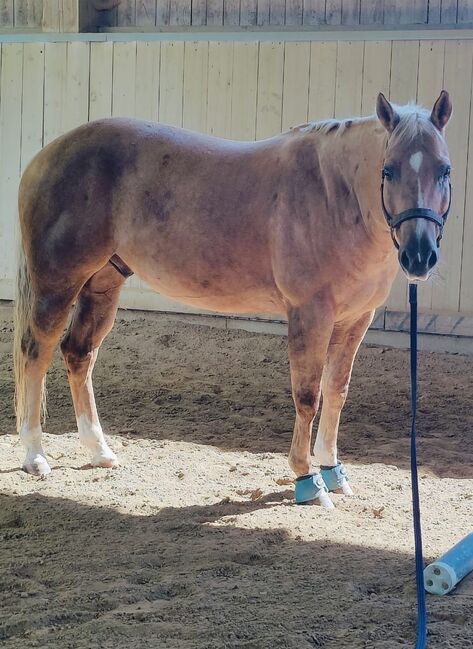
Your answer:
[390,103,442,147]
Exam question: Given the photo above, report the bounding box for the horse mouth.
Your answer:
[402,269,432,282]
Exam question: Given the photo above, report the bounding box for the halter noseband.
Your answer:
[380,170,452,250]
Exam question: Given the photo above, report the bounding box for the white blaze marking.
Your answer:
[410,151,423,173]
[409,151,424,207]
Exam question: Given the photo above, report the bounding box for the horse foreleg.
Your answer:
[287,301,334,481]
[313,310,374,494]
[60,263,126,468]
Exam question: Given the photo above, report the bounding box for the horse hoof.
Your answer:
[321,462,351,494]
[22,454,52,477]
[90,449,119,468]
[318,489,335,509]
[333,480,354,496]
[294,473,335,509]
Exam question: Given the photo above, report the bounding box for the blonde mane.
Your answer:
[294,102,439,143]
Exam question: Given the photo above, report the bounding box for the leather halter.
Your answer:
[380,171,452,250]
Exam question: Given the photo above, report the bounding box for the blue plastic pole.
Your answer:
[424,532,473,595]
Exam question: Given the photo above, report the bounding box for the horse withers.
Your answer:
[13,91,452,507]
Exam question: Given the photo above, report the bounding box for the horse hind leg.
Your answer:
[60,262,127,468]
[14,253,80,475]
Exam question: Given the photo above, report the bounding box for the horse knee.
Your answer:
[294,386,320,421]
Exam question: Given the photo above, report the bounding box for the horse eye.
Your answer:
[382,167,393,181]
[439,166,451,182]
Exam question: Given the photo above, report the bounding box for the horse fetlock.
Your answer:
[77,415,118,467]
[288,450,311,476]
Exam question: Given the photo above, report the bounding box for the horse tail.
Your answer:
[13,243,46,431]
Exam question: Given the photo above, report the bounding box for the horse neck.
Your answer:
[314,118,392,250]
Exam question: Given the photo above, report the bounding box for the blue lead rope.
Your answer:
[409,283,427,648]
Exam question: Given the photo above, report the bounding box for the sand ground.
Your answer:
[1,305,472,648]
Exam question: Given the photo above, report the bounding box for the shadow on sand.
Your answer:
[1,491,472,649]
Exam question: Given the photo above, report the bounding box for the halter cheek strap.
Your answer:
[380,173,452,250]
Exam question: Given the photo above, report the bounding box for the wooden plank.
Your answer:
[440,0,458,24]
[460,62,473,312]
[458,0,473,23]
[416,39,446,311]
[43,42,67,144]
[255,41,284,139]
[257,0,270,24]
[89,41,113,121]
[159,41,184,127]
[281,41,310,130]
[428,0,441,24]
[156,0,171,25]
[14,0,28,26]
[112,41,136,117]
[269,0,285,25]
[62,0,79,31]
[308,41,337,120]
[387,40,420,311]
[389,40,419,105]
[285,0,303,25]
[0,1,13,27]
[361,41,391,116]
[207,0,224,24]
[334,40,364,118]
[207,41,233,136]
[191,0,207,25]
[63,42,89,132]
[117,0,136,26]
[383,0,401,24]
[385,310,473,337]
[135,41,160,121]
[341,0,360,25]
[136,0,157,27]
[326,0,342,24]
[170,0,191,24]
[223,0,240,25]
[42,0,61,31]
[183,41,208,132]
[231,41,258,140]
[240,0,257,25]
[432,40,473,313]
[0,43,23,281]
[303,0,325,24]
[399,0,428,24]
[21,43,44,173]
[359,0,383,24]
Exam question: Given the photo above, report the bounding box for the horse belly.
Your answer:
[117,240,285,316]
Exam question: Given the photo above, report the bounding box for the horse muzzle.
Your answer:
[398,235,438,281]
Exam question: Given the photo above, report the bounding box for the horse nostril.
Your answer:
[400,249,410,270]
[427,248,438,270]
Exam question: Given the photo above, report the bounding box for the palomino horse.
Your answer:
[14,91,452,507]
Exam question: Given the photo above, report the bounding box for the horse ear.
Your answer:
[376,93,400,133]
[431,90,452,131]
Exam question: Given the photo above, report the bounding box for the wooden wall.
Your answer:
[1,35,473,322]
[1,2,472,32]
[0,0,79,31]
[95,0,473,29]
